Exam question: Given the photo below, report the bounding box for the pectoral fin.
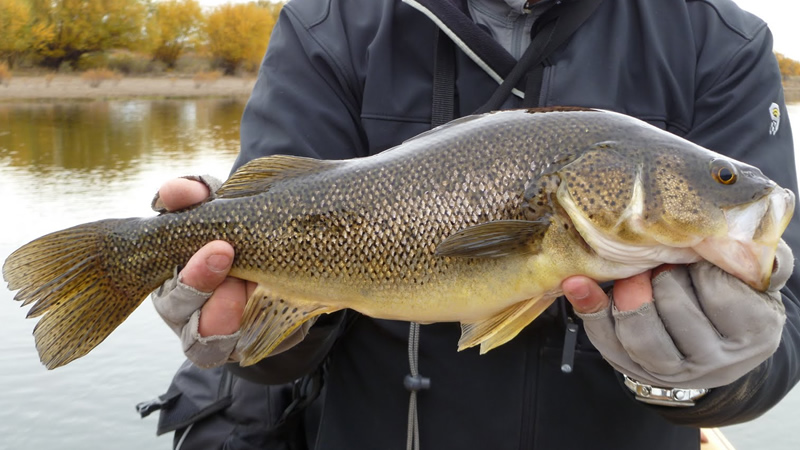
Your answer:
[235,285,337,366]
[435,220,548,258]
[459,296,557,354]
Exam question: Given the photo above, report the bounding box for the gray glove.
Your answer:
[577,240,793,389]
[150,175,313,368]
[152,271,241,368]
[153,274,317,368]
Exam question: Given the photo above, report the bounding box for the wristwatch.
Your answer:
[622,375,709,407]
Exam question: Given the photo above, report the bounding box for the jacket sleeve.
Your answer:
[227,4,367,384]
[648,24,800,427]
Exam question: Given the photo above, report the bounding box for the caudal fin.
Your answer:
[3,219,154,369]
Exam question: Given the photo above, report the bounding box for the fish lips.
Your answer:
[693,187,795,291]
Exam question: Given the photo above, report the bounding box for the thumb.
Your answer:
[179,240,235,293]
[562,276,610,314]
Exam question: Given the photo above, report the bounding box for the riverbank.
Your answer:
[785,77,800,104]
[1,74,798,103]
[0,75,256,101]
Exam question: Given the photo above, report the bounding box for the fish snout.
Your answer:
[692,186,795,291]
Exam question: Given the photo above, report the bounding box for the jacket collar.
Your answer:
[403,0,525,98]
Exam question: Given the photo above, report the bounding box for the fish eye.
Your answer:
[710,160,738,185]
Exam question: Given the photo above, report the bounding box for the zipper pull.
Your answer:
[561,317,579,374]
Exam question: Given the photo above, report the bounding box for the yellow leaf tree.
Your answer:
[205,2,277,74]
[29,0,147,69]
[147,0,204,68]
[0,0,32,68]
[776,52,800,81]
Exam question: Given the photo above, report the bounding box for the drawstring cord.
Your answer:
[405,322,430,450]
[402,303,577,450]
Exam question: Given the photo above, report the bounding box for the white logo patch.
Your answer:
[769,102,780,136]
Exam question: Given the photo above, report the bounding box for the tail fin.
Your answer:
[3,219,154,369]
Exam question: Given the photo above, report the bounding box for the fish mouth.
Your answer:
[693,187,795,291]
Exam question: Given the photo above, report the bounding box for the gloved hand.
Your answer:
[564,240,793,389]
[150,176,318,368]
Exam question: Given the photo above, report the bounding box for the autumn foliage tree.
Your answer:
[0,0,32,68]
[4,0,286,74]
[29,0,147,69]
[205,3,277,74]
[147,0,204,68]
[776,53,800,81]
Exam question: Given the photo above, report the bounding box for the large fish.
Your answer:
[3,108,795,369]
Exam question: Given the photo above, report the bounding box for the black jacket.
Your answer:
[228,0,800,448]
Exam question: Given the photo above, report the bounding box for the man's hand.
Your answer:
[562,243,793,389]
[152,177,327,367]
[151,177,250,368]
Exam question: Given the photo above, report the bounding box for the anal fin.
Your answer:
[458,295,557,354]
[235,284,337,366]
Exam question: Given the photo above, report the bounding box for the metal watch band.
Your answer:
[622,375,709,407]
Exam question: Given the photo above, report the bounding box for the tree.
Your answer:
[29,0,147,69]
[0,0,32,68]
[147,0,204,68]
[205,2,277,74]
[775,52,800,81]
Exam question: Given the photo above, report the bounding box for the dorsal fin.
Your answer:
[217,155,341,198]
[402,108,598,147]
[400,113,492,146]
[525,106,598,114]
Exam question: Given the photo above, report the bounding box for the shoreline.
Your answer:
[2,75,798,104]
[0,75,256,102]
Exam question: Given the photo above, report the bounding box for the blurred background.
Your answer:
[0,1,798,449]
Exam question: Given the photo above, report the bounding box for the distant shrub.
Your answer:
[81,69,118,87]
[77,52,109,71]
[192,70,222,88]
[105,50,168,75]
[107,51,151,75]
[57,61,73,73]
[175,53,211,74]
[0,63,11,87]
[148,60,168,76]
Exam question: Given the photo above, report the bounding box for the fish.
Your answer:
[3,107,795,369]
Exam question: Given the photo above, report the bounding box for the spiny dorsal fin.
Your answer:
[401,113,492,145]
[402,108,598,148]
[525,106,598,114]
[217,155,342,199]
[435,219,549,258]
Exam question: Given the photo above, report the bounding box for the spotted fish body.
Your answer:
[3,108,794,369]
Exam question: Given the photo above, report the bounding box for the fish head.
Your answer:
[552,124,794,291]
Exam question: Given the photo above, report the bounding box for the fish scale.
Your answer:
[3,107,794,369]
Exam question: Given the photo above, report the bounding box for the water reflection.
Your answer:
[0,98,245,450]
[0,99,243,175]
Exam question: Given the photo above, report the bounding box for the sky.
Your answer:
[196,0,800,61]
[735,0,800,60]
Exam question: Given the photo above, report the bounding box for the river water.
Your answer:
[0,100,798,449]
